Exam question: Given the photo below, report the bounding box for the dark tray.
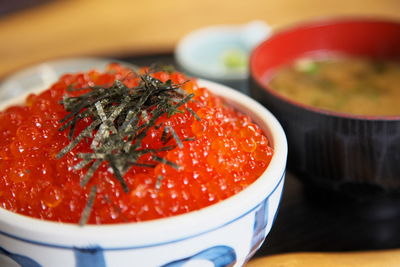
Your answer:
[120,53,400,257]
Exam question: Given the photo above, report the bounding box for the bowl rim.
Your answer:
[250,16,400,121]
[0,78,287,248]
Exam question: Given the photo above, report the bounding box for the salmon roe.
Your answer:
[0,64,273,224]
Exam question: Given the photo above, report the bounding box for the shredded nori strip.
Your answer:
[165,126,183,148]
[155,175,164,190]
[186,107,201,121]
[79,185,97,226]
[152,155,180,170]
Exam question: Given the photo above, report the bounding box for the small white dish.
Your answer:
[175,21,271,82]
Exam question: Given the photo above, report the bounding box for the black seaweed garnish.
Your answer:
[57,69,197,225]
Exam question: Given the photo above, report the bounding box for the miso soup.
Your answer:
[267,57,400,116]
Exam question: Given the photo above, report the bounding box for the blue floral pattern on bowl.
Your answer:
[0,173,284,267]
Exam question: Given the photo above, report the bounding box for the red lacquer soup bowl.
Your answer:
[249,17,400,201]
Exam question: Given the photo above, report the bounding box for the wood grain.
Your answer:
[246,249,400,267]
[0,0,399,77]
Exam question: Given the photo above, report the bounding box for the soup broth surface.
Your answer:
[268,57,400,116]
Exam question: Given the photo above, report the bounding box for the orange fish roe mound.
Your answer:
[0,64,273,224]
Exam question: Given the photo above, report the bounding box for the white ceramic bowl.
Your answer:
[0,78,287,267]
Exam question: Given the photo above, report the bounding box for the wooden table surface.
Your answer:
[0,0,400,78]
[1,2,400,264]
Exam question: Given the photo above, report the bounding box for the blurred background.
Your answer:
[0,0,400,78]
[1,0,400,261]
